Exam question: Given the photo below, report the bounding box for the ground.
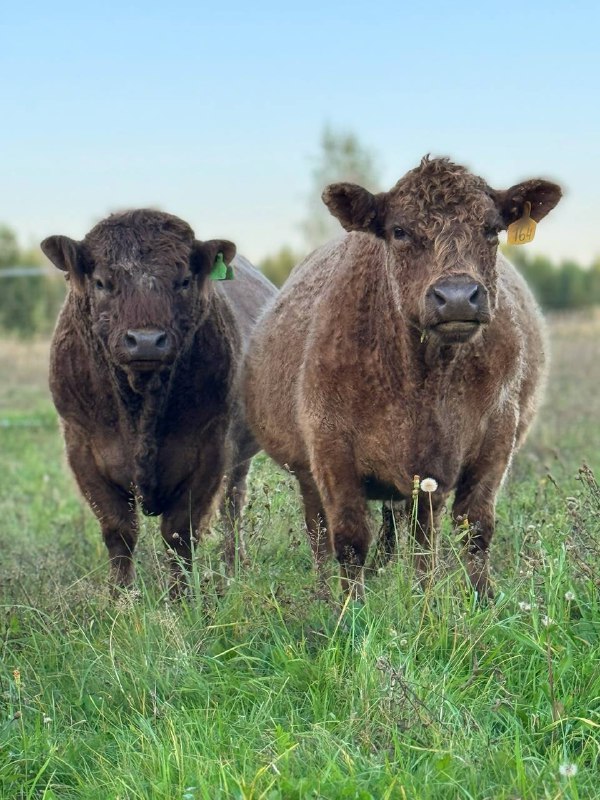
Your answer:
[0,312,598,799]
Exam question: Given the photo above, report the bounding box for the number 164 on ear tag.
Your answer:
[507,201,536,245]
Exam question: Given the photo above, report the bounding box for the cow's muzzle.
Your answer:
[121,328,175,369]
[424,275,490,343]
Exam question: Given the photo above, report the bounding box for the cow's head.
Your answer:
[323,157,561,344]
[42,210,235,376]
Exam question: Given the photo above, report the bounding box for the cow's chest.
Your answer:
[90,418,209,510]
[357,377,494,496]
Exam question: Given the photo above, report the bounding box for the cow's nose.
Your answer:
[124,329,172,361]
[427,276,487,322]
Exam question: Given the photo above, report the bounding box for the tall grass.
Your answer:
[0,313,598,799]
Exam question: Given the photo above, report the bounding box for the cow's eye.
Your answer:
[176,277,191,290]
[484,226,500,243]
[95,278,105,290]
[393,227,408,241]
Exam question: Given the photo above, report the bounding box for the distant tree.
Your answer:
[0,224,66,337]
[586,259,600,304]
[259,246,300,288]
[557,260,589,309]
[300,126,381,251]
[504,246,600,311]
[0,225,19,267]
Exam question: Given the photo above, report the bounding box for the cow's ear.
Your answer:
[41,235,88,289]
[190,239,237,278]
[494,179,562,227]
[322,183,383,235]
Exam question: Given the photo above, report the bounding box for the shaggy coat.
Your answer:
[43,210,276,595]
[243,157,561,598]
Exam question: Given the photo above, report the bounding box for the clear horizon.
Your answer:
[2,1,598,266]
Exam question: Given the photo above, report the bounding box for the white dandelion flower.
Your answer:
[541,615,554,628]
[518,601,532,612]
[43,716,52,725]
[559,762,578,778]
[564,591,575,602]
[420,478,438,493]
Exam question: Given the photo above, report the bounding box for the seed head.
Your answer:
[564,591,575,602]
[559,763,578,778]
[420,478,438,493]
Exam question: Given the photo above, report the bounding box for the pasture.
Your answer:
[0,313,599,799]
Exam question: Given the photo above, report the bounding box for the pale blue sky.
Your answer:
[2,1,598,264]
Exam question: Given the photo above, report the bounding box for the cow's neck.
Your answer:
[106,358,169,427]
[116,364,170,490]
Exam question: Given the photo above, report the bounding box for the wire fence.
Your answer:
[0,266,54,278]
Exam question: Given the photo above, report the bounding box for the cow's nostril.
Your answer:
[468,285,480,305]
[155,333,167,349]
[125,332,138,351]
[433,288,447,307]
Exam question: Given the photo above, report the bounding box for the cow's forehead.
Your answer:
[84,212,194,272]
[387,157,496,229]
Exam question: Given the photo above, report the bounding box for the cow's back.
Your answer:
[219,255,278,344]
[243,237,351,467]
[495,253,547,445]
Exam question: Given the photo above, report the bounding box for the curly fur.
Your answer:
[244,157,561,599]
[45,209,276,595]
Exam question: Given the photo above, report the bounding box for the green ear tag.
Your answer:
[210,252,235,281]
[210,252,228,281]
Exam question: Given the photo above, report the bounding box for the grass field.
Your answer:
[0,313,599,799]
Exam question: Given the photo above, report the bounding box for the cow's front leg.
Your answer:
[310,442,369,601]
[453,415,518,597]
[160,443,226,599]
[66,436,138,591]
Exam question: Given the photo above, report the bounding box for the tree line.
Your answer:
[502,247,600,311]
[260,129,600,309]
[0,129,598,337]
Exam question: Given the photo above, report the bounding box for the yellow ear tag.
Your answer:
[507,201,536,245]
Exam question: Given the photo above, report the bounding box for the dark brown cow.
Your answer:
[42,209,276,596]
[243,157,561,600]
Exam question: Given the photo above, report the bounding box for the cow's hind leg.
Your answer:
[409,491,446,585]
[220,457,252,571]
[370,500,405,570]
